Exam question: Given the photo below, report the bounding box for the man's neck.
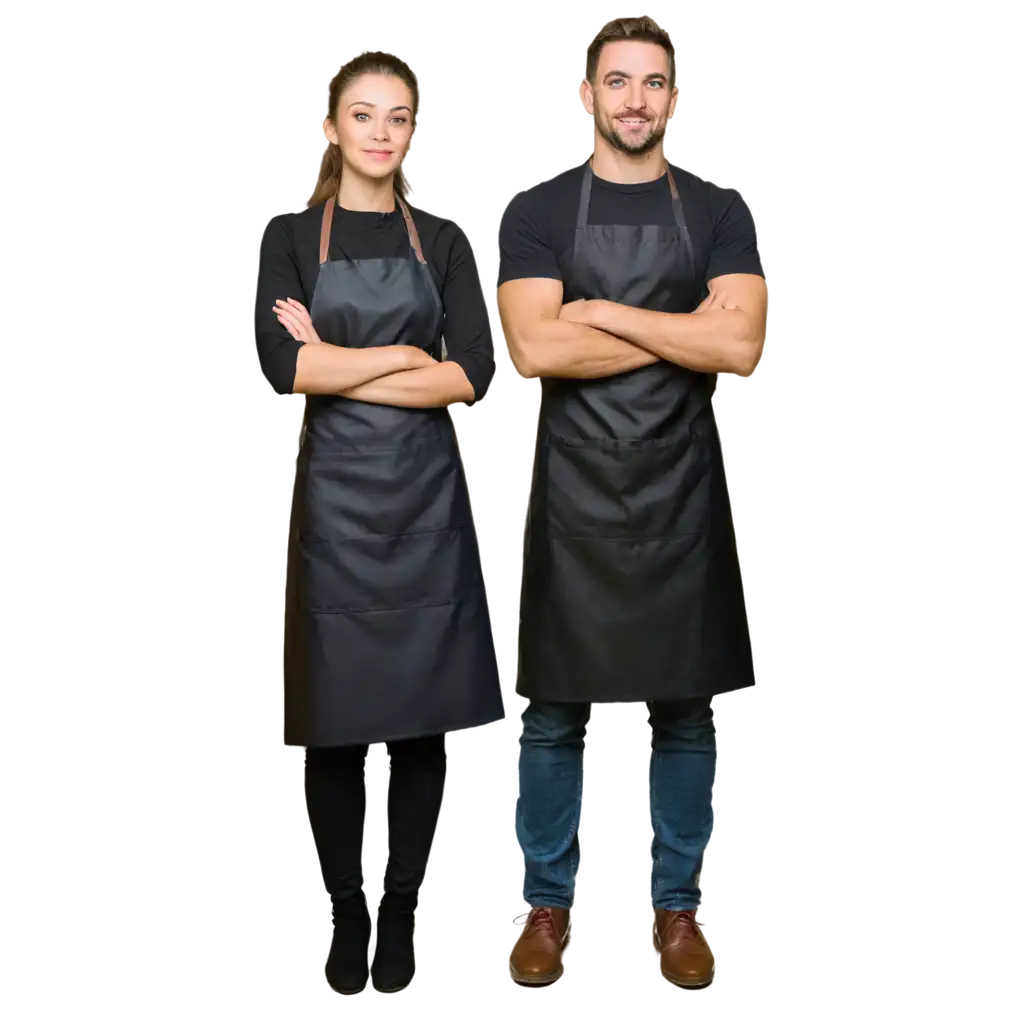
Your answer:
[590,135,667,184]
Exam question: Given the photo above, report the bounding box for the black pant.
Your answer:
[304,734,447,905]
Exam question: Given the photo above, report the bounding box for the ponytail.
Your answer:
[307,142,343,208]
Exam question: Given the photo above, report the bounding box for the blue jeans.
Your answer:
[516,699,716,911]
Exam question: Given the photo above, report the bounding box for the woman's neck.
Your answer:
[336,171,396,213]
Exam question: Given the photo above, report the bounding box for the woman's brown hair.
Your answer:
[307,51,419,208]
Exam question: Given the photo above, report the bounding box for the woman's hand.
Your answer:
[275,298,323,344]
[278,297,438,370]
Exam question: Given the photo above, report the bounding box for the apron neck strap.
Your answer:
[319,197,335,265]
[576,163,595,230]
[396,195,427,265]
[319,194,427,266]
[577,160,687,234]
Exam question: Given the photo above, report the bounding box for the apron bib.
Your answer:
[284,197,504,745]
[517,164,755,702]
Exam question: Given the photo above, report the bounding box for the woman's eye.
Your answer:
[390,116,407,125]
[354,112,369,121]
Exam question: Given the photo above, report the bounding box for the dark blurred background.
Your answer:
[2,0,1024,1007]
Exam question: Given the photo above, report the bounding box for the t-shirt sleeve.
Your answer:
[254,214,304,395]
[705,186,765,282]
[497,189,562,286]
[437,222,495,405]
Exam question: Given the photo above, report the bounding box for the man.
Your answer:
[497,16,767,989]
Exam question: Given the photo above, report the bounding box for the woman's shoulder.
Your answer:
[402,202,473,258]
[261,204,324,246]
[403,201,460,235]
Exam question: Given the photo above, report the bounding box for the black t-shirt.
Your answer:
[255,202,495,401]
[497,160,764,291]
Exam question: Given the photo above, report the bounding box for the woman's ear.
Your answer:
[317,118,337,148]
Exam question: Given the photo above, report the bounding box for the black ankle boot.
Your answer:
[325,892,371,994]
[370,893,417,993]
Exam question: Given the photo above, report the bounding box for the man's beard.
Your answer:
[596,109,666,155]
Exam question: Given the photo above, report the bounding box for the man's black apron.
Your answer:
[284,196,504,746]
[517,163,755,703]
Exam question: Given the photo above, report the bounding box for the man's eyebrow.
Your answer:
[602,70,668,82]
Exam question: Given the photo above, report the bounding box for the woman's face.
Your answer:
[325,72,415,186]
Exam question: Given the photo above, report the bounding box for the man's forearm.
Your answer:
[340,361,475,408]
[504,315,657,379]
[583,301,764,377]
[293,343,429,394]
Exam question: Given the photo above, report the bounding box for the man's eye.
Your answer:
[649,81,663,89]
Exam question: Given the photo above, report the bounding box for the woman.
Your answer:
[254,51,504,995]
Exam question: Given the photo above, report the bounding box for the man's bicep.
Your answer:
[707,273,767,314]
[497,191,564,286]
[707,273,768,346]
[497,279,564,377]
[705,187,764,281]
[497,278,564,329]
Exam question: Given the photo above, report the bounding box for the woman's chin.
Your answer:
[352,158,400,182]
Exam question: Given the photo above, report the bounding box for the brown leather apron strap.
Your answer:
[305,190,430,442]
[391,193,423,262]
[319,197,335,265]
[320,193,424,266]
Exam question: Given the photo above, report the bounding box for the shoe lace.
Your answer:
[666,911,705,942]
[528,913,561,937]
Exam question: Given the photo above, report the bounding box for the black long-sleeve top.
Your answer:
[255,201,495,403]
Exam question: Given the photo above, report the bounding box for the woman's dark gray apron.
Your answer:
[517,164,755,703]
[284,197,504,746]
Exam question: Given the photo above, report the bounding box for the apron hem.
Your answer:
[285,706,505,748]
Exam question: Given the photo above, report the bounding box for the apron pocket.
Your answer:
[302,443,469,541]
[538,432,712,539]
[299,527,479,613]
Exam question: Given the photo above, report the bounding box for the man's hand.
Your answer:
[564,275,767,376]
[497,279,656,379]
[693,289,723,313]
[570,290,724,324]
[558,298,597,323]
[693,279,751,314]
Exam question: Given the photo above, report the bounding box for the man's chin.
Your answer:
[608,132,659,155]
[596,118,663,156]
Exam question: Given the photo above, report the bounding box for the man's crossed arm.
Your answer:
[497,274,767,380]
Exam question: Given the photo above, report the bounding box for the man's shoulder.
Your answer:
[670,163,749,214]
[503,162,587,220]
[669,163,716,199]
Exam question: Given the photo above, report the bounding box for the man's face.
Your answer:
[586,40,677,155]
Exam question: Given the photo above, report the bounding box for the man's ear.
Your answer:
[579,79,595,115]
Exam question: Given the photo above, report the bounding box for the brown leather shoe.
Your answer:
[653,909,715,988]
[509,907,571,986]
